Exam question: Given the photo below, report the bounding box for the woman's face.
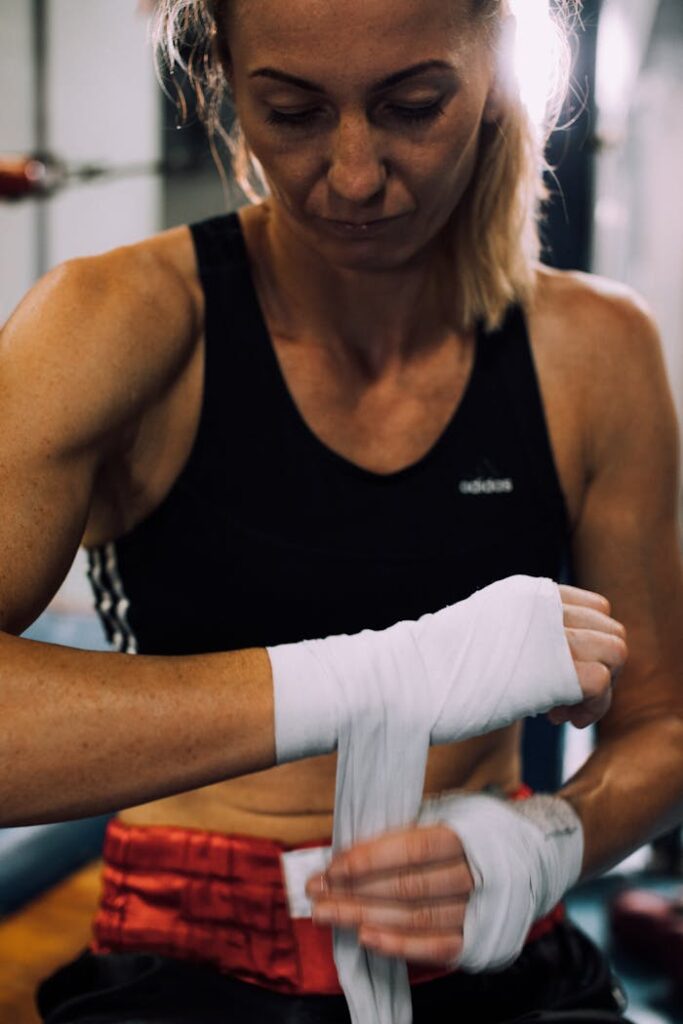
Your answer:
[225,0,498,270]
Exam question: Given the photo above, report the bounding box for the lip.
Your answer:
[318,214,408,239]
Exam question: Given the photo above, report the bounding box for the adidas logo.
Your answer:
[459,477,514,495]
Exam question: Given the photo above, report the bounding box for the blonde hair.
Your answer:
[151,0,577,331]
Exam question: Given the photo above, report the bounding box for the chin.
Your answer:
[313,229,426,273]
[345,253,417,273]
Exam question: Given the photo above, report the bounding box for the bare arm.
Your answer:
[559,288,683,877]
[293,284,683,968]
[0,250,276,825]
[0,253,634,829]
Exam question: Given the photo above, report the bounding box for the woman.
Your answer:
[0,0,680,1020]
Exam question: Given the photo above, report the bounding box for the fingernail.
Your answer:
[305,873,329,898]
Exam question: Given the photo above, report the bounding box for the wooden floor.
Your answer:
[0,861,102,1024]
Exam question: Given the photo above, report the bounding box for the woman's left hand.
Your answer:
[305,823,473,965]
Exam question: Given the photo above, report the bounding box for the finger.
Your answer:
[310,858,473,902]
[562,604,626,640]
[559,584,611,614]
[565,690,612,729]
[312,895,467,933]
[547,705,572,726]
[565,628,628,675]
[325,824,464,884]
[548,688,613,729]
[359,925,463,966]
[573,659,612,702]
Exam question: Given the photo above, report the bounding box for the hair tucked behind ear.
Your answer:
[151,0,578,330]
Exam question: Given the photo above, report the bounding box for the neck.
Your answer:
[249,202,459,378]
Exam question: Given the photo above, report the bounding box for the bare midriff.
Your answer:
[118,725,522,843]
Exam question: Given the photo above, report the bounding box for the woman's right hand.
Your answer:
[550,584,628,729]
[272,575,622,764]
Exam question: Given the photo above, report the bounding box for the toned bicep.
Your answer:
[0,269,114,631]
[571,301,683,733]
[0,439,96,633]
[0,250,197,633]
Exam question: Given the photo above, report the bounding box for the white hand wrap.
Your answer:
[418,792,584,972]
[268,575,581,1024]
[269,575,581,763]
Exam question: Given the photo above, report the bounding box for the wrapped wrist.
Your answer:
[418,791,584,972]
[267,575,580,766]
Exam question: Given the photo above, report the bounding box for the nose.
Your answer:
[326,114,387,205]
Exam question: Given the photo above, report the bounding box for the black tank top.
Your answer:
[87,212,571,656]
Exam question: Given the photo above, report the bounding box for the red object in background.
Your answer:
[1,152,166,200]
[610,888,683,989]
[0,155,51,198]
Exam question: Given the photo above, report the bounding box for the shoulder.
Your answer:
[528,267,676,475]
[39,224,201,389]
[0,225,202,452]
[530,265,660,367]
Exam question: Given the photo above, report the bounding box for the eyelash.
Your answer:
[265,100,446,129]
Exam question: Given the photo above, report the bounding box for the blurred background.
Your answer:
[0,0,682,1021]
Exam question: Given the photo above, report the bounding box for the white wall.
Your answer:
[45,0,162,267]
[0,1,39,321]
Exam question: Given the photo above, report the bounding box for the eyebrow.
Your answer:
[248,60,455,94]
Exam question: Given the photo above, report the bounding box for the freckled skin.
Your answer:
[1,0,681,972]
[225,0,498,275]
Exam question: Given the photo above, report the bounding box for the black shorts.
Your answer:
[37,920,632,1024]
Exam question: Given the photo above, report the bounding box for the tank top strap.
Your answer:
[474,304,569,522]
[188,211,280,436]
[93,222,572,655]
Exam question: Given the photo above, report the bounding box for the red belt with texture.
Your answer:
[91,787,565,996]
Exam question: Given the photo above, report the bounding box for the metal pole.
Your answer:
[32,0,48,279]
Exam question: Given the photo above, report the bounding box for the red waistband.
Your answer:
[91,788,564,996]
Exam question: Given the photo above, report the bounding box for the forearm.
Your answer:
[559,713,683,879]
[0,573,613,827]
[0,631,275,826]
